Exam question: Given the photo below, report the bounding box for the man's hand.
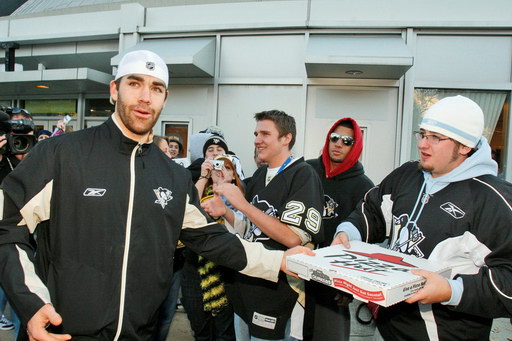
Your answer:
[27,304,71,341]
[213,183,247,210]
[331,231,351,248]
[405,269,452,305]
[281,246,315,278]
[201,194,227,217]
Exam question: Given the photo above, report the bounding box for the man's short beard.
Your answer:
[116,92,158,136]
[330,156,344,164]
[418,143,460,173]
[418,161,433,172]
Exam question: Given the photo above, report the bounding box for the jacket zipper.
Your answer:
[113,144,140,341]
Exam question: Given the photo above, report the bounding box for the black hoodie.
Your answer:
[306,157,373,246]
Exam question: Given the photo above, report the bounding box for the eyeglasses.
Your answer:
[414,131,451,145]
[329,132,355,146]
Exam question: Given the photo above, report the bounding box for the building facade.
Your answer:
[0,0,511,183]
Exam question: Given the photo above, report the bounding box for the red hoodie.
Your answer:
[321,117,363,178]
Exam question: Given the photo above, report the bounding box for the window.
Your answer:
[412,89,508,176]
[162,121,190,158]
[22,99,77,117]
[85,98,114,117]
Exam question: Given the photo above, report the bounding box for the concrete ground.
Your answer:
[1,309,511,340]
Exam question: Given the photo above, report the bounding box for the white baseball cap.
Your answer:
[420,95,484,148]
[115,50,169,88]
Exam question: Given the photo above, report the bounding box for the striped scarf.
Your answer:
[197,255,229,315]
[198,186,229,315]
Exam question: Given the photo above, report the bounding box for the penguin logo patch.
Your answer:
[154,187,173,208]
[323,194,339,219]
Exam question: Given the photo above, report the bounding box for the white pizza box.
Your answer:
[286,241,451,307]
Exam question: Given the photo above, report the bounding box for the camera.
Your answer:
[0,106,37,155]
[210,159,224,171]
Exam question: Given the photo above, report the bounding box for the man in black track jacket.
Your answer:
[334,96,512,340]
[0,50,310,341]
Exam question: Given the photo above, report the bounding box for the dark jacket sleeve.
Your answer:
[453,176,512,318]
[0,142,55,324]
[179,175,283,282]
[278,163,325,244]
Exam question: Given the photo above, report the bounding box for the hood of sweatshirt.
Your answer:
[423,136,498,195]
[390,137,498,253]
[321,117,364,178]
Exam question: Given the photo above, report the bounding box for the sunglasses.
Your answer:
[329,132,355,146]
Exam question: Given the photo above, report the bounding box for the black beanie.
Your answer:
[202,135,228,156]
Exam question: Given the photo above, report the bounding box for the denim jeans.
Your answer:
[0,286,20,337]
[234,313,298,341]
[153,269,183,341]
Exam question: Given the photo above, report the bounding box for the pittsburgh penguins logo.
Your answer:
[390,213,425,258]
[154,187,173,208]
[212,138,220,144]
[323,194,339,219]
[244,195,277,242]
[146,61,155,71]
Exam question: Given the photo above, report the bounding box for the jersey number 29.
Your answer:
[281,201,321,234]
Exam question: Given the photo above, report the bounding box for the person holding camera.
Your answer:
[181,136,241,341]
[0,137,20,183]
[0,108,36,182]
[0,107,35,338]
[193,135,229,191]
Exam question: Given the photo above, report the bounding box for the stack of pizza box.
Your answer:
[287,241,451,307]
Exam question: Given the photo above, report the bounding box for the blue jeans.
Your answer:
[234,313,298,341]
[153,269,183,341]
[0,286,20,337]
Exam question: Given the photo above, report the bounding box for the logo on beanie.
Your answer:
[213,138,220,144]
[146,62,155,71]
[154,187,173,208]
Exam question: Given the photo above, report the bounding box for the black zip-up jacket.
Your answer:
[0,117,284,340]
[345,160,512,340]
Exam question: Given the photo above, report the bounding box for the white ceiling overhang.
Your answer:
[305,36,414,79]
[0,67,112,96]
[111,37,216,78]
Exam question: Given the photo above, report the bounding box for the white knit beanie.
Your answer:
[115,50,169,88]
[419,95,484,148]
